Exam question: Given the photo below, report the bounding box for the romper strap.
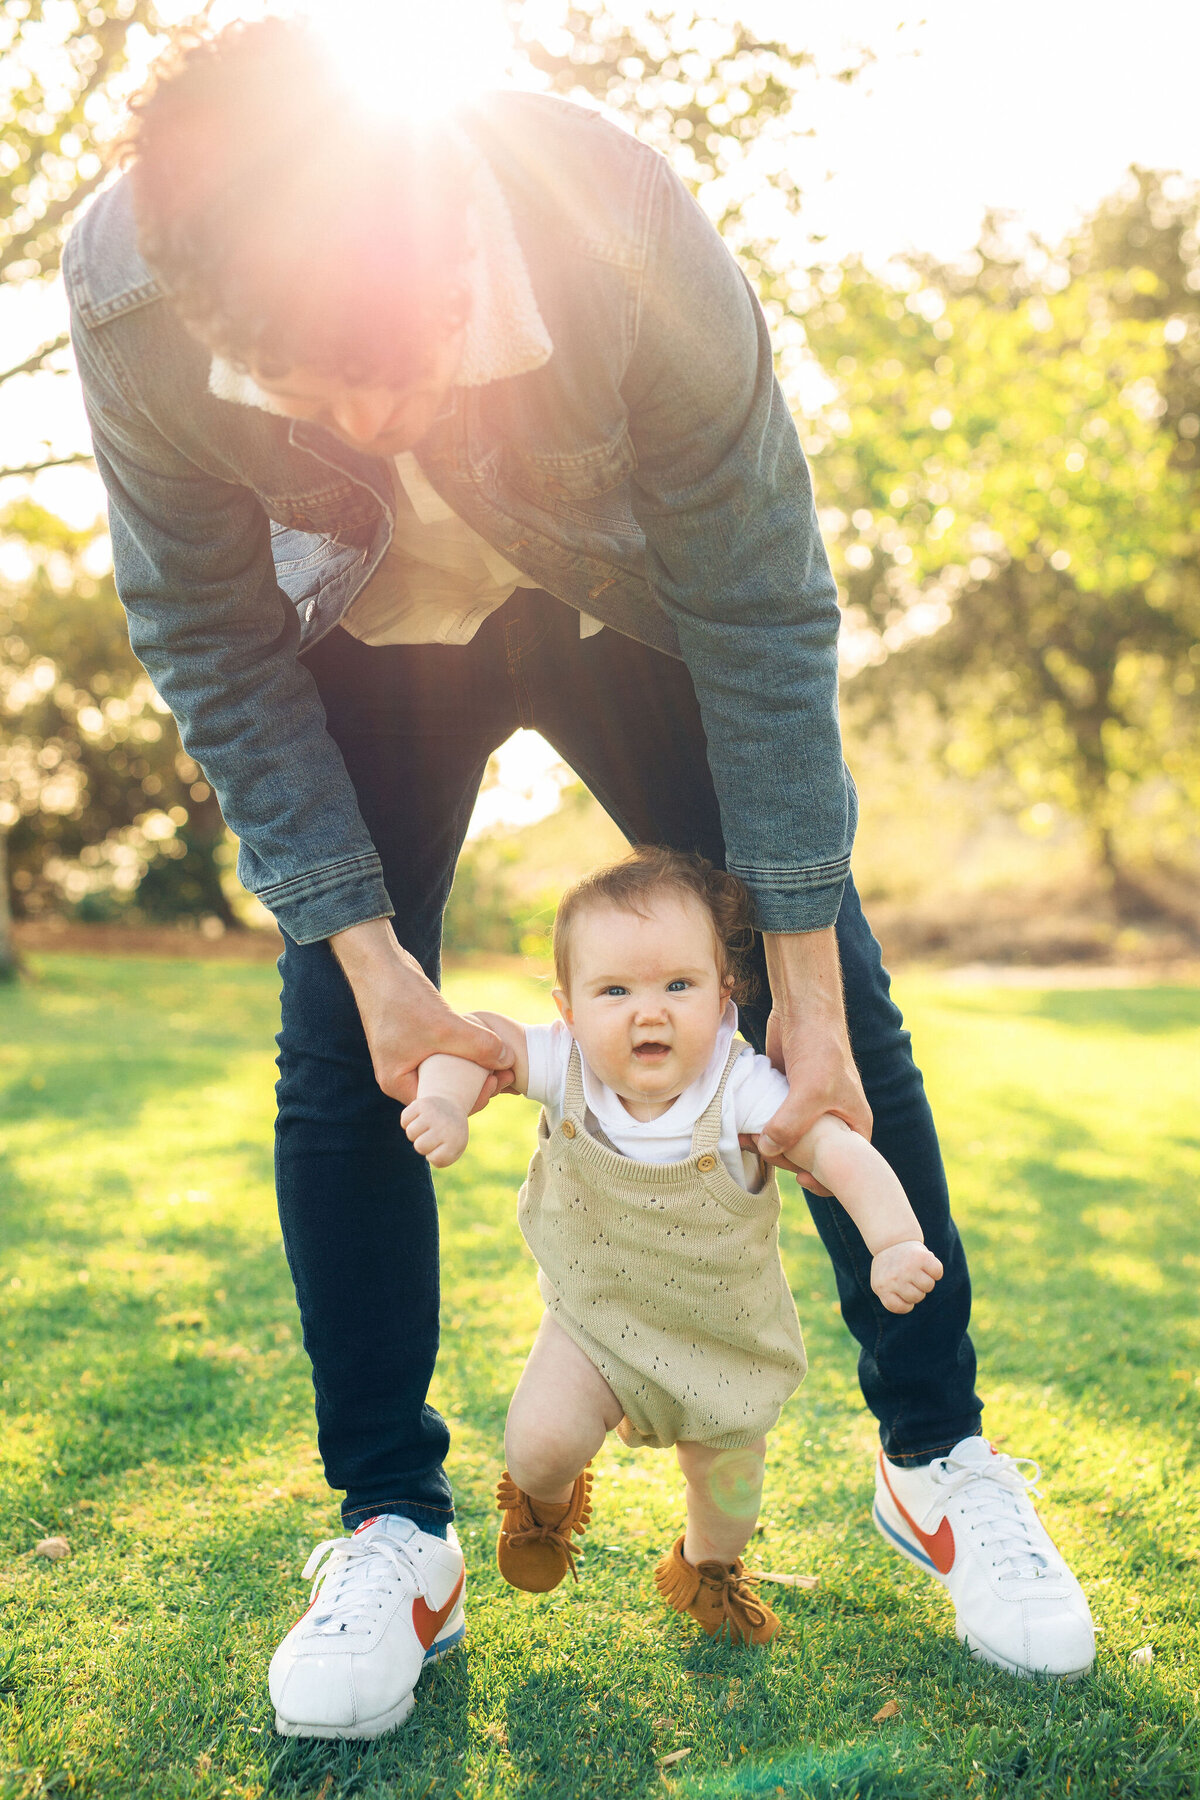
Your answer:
[563,1039,587,1121]
[562,1042,623,1152]
[690,1039,751,1155]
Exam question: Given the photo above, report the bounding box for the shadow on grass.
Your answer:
[960,1087,1199,1398]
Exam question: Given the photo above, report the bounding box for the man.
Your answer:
[64,18,1093,1739]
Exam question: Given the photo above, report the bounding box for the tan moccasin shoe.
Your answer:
[654,1533,780,1645]
[495,1467,593,1593]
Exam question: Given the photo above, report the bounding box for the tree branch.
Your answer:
[0,165,109,281]
[0,334,71,389]
[0,452,94,480]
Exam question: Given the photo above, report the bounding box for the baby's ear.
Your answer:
[552,987,573,1028]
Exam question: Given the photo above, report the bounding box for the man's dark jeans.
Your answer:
[275,592,982,1530]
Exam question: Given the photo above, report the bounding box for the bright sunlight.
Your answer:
[296,0,514,120]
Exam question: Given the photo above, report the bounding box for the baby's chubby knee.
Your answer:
[505,1395,608,1492]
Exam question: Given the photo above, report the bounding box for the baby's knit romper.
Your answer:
[518,1040,807,1450]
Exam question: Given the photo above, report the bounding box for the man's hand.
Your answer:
[757,926,871,1192]
[330,918,514,1106]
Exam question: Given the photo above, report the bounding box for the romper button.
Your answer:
[562,1121,576,1138]
[696,1153,717,1172]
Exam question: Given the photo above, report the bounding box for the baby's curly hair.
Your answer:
[122,18,471,383]
[553,847,757,1003]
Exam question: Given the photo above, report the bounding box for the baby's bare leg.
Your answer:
[505,1312,624,1503]
[676,1438,767,1566]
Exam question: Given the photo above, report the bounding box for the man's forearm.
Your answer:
[758,924,870,1156]
[762,926,846,1021]
[330,916,426,986]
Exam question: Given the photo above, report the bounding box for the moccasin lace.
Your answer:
[696,1561,771,1636]
[496,1471,592,1581]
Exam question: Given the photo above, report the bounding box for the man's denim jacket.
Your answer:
[64,91,855,944]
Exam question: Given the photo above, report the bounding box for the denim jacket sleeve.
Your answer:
[621,158,855,933]
[67,296,393,945]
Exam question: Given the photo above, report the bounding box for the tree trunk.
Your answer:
[0,828,19,982]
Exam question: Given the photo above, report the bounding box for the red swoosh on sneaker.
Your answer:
[412,1569,465,1650]
[879,1455,956,1575]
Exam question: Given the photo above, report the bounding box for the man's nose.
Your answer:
[331,390,397,445]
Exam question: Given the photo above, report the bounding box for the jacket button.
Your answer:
[562,1121,577,1138]
[696,1152,717,1173]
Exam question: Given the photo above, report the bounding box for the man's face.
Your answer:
[250,326,465,457]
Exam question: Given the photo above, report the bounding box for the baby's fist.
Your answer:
[401,1096,470,1168]
[870,1240,944,1314]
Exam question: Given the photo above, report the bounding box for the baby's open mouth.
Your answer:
[633,1041,671,1059]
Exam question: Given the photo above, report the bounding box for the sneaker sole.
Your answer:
[273,1605,467,1740]
[872,1501,1093,1682]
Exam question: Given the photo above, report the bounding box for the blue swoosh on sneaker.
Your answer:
[872,1501,939,1573]
[423,1621,466,1663]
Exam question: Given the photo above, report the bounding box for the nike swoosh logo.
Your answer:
[879,1455,955,1575]
[412,1568,465,1650]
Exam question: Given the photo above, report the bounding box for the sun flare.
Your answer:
[297,0,514,121]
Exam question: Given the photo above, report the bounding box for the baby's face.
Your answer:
[555,894,730,1111]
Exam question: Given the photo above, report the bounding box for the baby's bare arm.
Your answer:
[790,1115,943,1314]
[401,1015,530,1169]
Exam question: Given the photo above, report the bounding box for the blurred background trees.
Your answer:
[2,0,1198,967]
[802,173,1200,914]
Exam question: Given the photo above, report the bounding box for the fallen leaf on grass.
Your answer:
[752,1570,819,1589]
[35,1537,70,1560]
[872,1699,901,1723]
[1129,1644,1154,1667]
[659,1748,692,1769]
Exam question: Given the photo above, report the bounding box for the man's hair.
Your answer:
[553,847,757,1001]
[123,19,471,384]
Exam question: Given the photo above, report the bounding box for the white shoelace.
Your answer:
[931,1450,1051,1581]
[301,1533,425,1637]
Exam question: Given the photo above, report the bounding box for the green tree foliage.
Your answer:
[800,174,1200,891]
[0,504,238,927]
[1,0,192,479]
[1,0,206,967]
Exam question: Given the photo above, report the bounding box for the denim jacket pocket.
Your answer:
[259,481,381,548]
[504,430,639,534]
[505,428,637,507]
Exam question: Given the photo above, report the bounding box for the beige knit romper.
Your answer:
[518,1041,807,1450]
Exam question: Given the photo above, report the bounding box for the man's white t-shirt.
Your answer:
[523,1005,788,1190]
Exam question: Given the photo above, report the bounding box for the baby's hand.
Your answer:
[401,1096,470,1168]
[870,1240,944,1314]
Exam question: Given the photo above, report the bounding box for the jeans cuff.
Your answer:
[882,1423,984,1468]
[341,1499,455,1537]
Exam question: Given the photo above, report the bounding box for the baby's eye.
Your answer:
[666,979,691,993]
[602,985,629,997]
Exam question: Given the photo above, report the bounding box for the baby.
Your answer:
[403,848,942,1645]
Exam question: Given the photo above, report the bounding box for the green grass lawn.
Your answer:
[1,955,1198,1800]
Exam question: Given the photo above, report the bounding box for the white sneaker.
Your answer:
[873,1436,1094,1679]
[270,1515,466,1739]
